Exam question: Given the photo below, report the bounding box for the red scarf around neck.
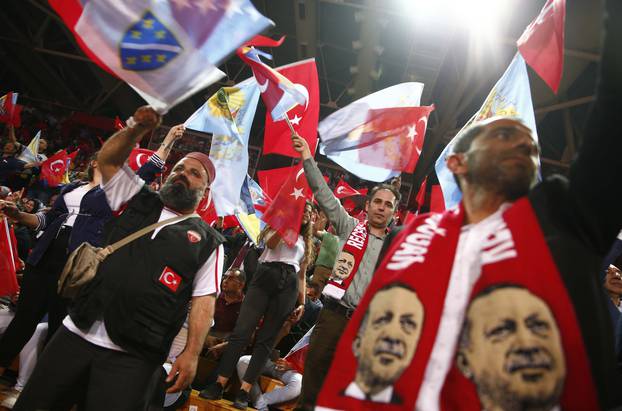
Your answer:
[316,199,598,411]
[323,221,370,300]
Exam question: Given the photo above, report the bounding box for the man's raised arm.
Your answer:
[291,133,355,237]
[97,106,161,184]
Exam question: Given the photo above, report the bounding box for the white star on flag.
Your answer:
[290,187,304,200]
[290,114,302,125]
[407,125,416,141]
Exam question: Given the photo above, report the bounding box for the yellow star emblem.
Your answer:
[131,30,141,39]
[141,55,152,63]
[125,56,137,65]
[156,54,167,63]
[143,19,154,29]
[155,30,166,39]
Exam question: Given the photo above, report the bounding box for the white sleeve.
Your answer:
[192,244,224,297]
[101,165,145,212]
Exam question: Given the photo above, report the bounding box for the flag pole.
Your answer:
[284,115,295,135]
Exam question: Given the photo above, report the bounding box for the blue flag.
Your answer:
[435,53,538,209]
[57,0,273,111]
[185,77,261,216]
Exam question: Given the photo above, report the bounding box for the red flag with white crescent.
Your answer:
[128,148,155,172]
[333,179,368,199]
[262,59,320,157]
[40,150,71,188]
[237,36,309,121]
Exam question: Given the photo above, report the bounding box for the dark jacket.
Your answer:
[27,157,164,266]
[70,188,225,363]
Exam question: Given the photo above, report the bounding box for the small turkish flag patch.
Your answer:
[187,230,201,243]
[159,267,181,293]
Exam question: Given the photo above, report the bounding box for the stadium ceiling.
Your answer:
[0,0,603,195]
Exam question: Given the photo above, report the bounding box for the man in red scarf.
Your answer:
[315,1,622,410]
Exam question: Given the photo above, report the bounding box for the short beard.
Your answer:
[466,154,535,201]
[158,178,203,212]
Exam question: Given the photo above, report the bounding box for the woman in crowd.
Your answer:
[201,202,315,410]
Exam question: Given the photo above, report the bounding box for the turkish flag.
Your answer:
[260,165,311,246]
[196,193,218,226]
[0,218,20,297]
[257,166,294,200]
[517,0,565,93]
[0,92,22,127]
[40,150,71,188]
[238,36,310,121]
[333,179,368,199]
[357,105,434,173]
[128,148,155,172]
[262,59,320,157]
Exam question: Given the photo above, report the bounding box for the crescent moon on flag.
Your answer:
[49,159,64,172]
[295,168,305,181]
[258,79,269,93]
[336,186,346,194]
[136,153,148,168]
[415,115,429,155]
[293,83,310,111]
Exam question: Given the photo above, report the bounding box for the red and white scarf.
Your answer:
[323,221,369,300]
[317,199,599,411]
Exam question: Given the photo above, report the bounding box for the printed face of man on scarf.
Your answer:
[457,285,566,411]
[349,283,424,400]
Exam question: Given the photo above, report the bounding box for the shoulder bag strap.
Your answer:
[105,213,199,254]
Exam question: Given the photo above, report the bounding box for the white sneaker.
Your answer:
[1,388,21,409]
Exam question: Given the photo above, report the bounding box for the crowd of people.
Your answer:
[0,1,619,411]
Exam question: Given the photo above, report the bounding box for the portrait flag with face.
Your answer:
[261,58,320,157]
[260,164,311,247]
[185,77,261,217]
[49,0,272,112]
[434,53,538,210]
[517,0,566,94]
[317,200,599,410]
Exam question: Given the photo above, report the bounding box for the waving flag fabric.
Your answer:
[284,326,314,374]
[238,36,309,121]
[260,165,311,247]
[17,131,41,163]
[435,53,538,209]
[185,77,261,216]
[0,218,20,297]
[517,0,565,93]
[333,179,368,199]
[318,83,426,181]
[236,176,270,245]
[128,148,155,172]
[40,150,72,188]
[257,166,295,200]
[262,59,320,157]
[0,92,22,127]
[50,0,272,112]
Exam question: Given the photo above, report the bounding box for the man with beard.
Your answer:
[316,2,622,408]
[456,285,565,411]
[13,106,225,411]
[291,134,400,410]
[343,283,423,404]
